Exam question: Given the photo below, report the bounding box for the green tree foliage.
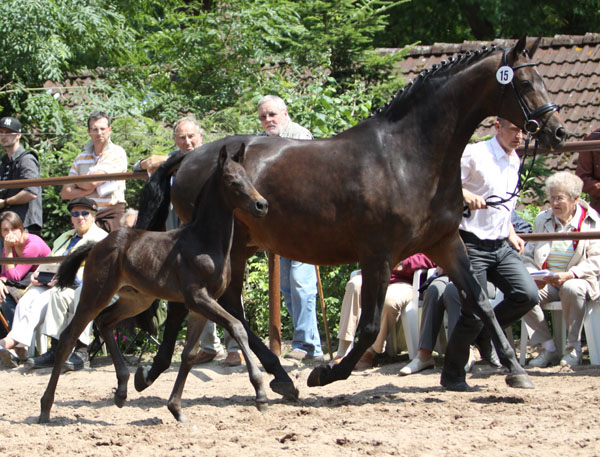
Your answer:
[379,0,600,47]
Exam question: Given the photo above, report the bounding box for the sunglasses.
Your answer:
[71,211,91,218]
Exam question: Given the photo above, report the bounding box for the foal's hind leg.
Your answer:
[39,287,116,423]
[134,301,188,392]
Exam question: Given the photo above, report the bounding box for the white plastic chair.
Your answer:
[520,299,600,366]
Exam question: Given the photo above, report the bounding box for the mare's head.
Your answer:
[496,36,566,149]
[218,143,268,218]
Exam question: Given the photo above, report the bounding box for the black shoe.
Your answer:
[25,349,55,369]
[63,351,90,372]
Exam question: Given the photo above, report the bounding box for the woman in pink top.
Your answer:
[0,211,50,336]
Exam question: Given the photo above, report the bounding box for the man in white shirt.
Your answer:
[441,118,539,391]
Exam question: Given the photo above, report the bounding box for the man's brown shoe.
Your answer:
[194,350,221,364]
[223,352,244,367]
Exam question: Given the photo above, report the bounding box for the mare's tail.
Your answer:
[136,150,187,230]
[56,242,96,289]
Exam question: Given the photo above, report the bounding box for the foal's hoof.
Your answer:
[269,379,299,401]
[505,373,534,389]
[307,365,330,387]
[256,401,268,412]
[134,366,153,392]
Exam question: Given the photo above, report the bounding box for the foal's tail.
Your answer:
[136,150,187,231]
[56,242,96,289]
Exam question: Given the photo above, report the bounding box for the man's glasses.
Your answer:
[71,211,91,218]
[258,111,281,121]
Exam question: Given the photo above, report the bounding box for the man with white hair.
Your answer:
[257,95,324,362]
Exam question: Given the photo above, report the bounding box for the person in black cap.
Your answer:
[0,116,42,236]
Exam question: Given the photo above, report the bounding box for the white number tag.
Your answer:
[496,66,514,85]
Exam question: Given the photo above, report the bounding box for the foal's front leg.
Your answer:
[166,310,207,422]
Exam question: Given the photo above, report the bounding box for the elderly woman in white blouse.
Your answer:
[523,171,600,367]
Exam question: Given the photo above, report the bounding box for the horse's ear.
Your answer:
[232,142,246,164]
[510,36,527,61]
[217,145,228,170]
[526,37,542,58]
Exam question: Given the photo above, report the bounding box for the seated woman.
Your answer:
[0,198,107,368]
[523,171,600,367]
[335,253,435,369]
[0,211,50,337]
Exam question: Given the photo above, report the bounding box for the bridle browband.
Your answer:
[463,46,559,218]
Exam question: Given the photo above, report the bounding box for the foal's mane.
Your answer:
[375,45,499,122]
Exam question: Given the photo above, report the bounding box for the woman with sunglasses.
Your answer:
[0,211,50,337]
[0,197,107,368]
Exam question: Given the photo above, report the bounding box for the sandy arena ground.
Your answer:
[1,346,599,457]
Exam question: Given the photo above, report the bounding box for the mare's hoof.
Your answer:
[440,373,472,392]
[134,366,153,392]
[114,393,127,408]
[270,379,299,401]
[307,365,330,387]
[256,401,268,413]
[505,373,534,389]
[38,412,50,424]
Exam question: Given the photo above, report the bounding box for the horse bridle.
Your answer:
[464,47,559,218]
[500,47,559,136]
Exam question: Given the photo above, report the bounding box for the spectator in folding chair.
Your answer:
[0,211,50,340]
[334,253,435,369]
[522,171,600,367]
[0,198,107,368]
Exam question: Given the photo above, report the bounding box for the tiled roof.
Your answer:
[380,34,600,186]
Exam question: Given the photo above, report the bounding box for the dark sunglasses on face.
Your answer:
[71,211,91,218]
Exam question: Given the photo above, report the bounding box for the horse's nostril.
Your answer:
[555,126,566,141]
[256,199,268,213]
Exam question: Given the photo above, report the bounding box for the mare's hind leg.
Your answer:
[39,286,117,423]
[431,234,532,391]
[134,301,188,392]
[308,260,391,387]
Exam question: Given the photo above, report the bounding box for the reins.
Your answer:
[463,46,560,218]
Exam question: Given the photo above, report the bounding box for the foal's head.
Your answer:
[218,143,268,218]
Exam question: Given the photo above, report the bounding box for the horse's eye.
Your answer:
[520,80,534,93]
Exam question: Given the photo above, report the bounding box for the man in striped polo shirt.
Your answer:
[60,112,127,232]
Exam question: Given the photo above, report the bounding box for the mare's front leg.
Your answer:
[95,294,156,407]
[433,234,532,391]
[39,286,116,423]
[308,260,391,387]
[134,301,188,392]
[219,242,298,401]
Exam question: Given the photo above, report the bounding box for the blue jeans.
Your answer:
[280,258,323,356]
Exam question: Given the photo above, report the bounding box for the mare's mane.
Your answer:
[375,45,499,122]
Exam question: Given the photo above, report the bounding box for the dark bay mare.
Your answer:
[135,37,566,397]
[38,145,269,423]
